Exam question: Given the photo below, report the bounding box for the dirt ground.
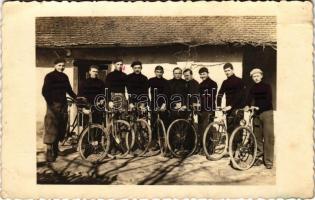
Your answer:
[37,122,276,185]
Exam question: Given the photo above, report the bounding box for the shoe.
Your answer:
[46,149,55,162]
[254,159,263,166]
[265,164,273,169]
[256,152,263,158]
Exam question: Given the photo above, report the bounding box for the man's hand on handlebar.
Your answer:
[179,105,187,111]
[160,103,166,111]
[129,103,135,110]
[222,106,232,112]
[108,101,114,109]
[243,106,259,112]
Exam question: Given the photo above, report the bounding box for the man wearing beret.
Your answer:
[78,65,105,124]
[126,60,149,109]
[105,59,127,111]
[245,68,274,169]
[42,58,77,162]
[148,65,170,150]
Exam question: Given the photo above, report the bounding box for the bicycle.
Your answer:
[202,108,229,161]
[127,104,152,157]
[228,106,259,170]
[166,105,198,158]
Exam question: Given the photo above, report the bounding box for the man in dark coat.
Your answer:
[245,68,274,169]
[217,63,246,136]
[42,58,77,162]
[126,61,149,108]
[183,68,200,108]
[168,67,187,120]
[78,65,105,124]
[105,59,127,111]
[198,67,218,149]
[148,65,170,148]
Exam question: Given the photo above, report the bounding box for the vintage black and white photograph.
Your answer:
[35,16,278,185]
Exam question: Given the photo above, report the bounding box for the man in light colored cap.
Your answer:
[245,68,274,169]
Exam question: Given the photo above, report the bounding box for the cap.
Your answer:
[54,58,66,65]
[155,65,164,72]
[250,68,263,76]
[199,67,209,74]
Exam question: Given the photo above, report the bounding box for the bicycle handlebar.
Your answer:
[235,106,259,117]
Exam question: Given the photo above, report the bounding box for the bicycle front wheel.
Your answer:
[131,119,152,157]
[203,122,228,161]
[167,119,197,158]
[108,119,135,158]
[78,124,110,162]
[229,126,257,170]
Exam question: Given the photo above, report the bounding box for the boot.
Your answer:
[46,145,55,162]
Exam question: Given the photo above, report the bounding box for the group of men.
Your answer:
[42,58,274,170]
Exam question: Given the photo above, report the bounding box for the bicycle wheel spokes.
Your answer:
[111,120,134,157]
[78,124,110,162]
[167,119,197,158]
[203,122,228,161]
[229,127,257,170]
[132,119,152,157]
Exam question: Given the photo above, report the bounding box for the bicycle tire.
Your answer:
[108,119,135,158]
[156,119,168,157]
[229,126,257,170]
[131,119,152,157]
[78,124,110,162]
[203,121,228,161]
[166,119,198,158]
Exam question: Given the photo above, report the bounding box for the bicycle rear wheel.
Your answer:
[78,124,110,162]
[131,119,152,157]
[203,122,228,161]
[108,120,135,158]
[229,126,257,170]
[166,119,197,158]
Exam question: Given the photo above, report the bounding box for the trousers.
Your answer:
[254,110,274,166]
[44,102,68,144]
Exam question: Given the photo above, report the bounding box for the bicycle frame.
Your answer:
[236,107,258,144]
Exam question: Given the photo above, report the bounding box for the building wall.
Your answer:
[36,45,244,122]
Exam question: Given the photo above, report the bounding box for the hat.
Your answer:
[155,65,164,72]
[250,68,263,76]
[54,58,66,65]
[199,67,209,74]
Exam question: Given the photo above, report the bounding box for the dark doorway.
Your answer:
[242,46,277,110]
[73,59,112,93]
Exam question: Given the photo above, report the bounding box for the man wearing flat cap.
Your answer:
[42,58,77,162]
[245,68,274,169]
